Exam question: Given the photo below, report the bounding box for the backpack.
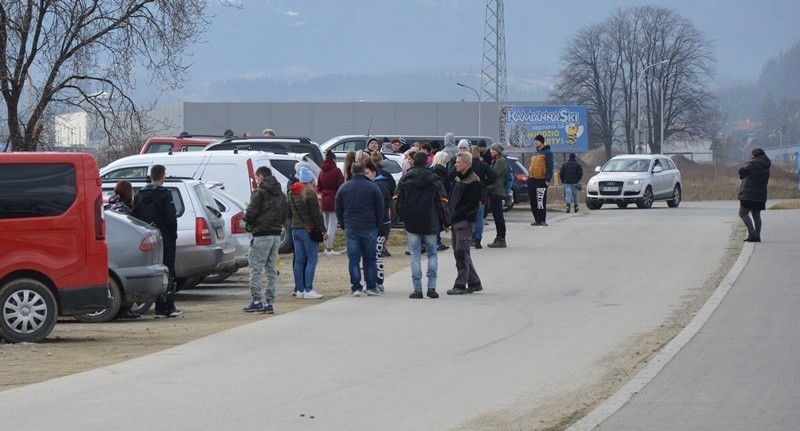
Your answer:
[503,156,514,192]
[530,154,547,180]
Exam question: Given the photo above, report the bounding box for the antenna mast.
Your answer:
[481,0,507,102]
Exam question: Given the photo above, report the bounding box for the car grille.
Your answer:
[598,181,623,196]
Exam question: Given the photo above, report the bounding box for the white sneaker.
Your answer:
[302,290,323,299]
[366,289,380,296]
[295,291,304,299]
[351,290,362,297]
[324,249,341,256]
[377,284,385,293]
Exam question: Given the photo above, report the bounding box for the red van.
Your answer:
[140,134,221,154]
[0,153,109,343]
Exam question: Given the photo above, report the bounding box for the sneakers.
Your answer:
[324,249,341,256]
[467,285,483,293]
[436,243,449,251]
[472,240,482,249]
[365,289,380,296]
[302,290,323,299]
[264,304,274,314]
[168,308,183,318]
[409,291,423,299]
[574,206,580,212]
[565,205,571,213]
[446,287,472,295]
[426,289,439,298]
[154,311,169,319]
[539,221,549,226]
[351,290,362,297]
[487,237,506,248]
[243,301,265,312]
[377,284,385,293]
[294,290,304,299]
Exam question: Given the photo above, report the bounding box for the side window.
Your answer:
[0,164,76,218]
[102,167,148,179]
[665,159,676,170]
[144,143,174,153]
[333,140,365,152]
[167,188,186,217]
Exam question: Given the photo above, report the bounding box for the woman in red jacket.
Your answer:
[317,150,345,255]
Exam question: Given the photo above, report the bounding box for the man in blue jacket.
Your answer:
[335,161,385,296]
[528,134,555,226]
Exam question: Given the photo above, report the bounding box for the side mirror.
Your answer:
[595,166,601,172]
[652,166,663,173]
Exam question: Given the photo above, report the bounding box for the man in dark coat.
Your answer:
[447,152,484,295]
[738,148,771,242]
[559,153,584,213]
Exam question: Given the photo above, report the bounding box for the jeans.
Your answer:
[527,179,548,223]
[292,228,319,293]
[564,183,579,207]
[345,229,378,291]
[452,220,481,289]
[322,211,338,250]
[248,235,281,303]
[739,205,762,239]
[472,202,485,242]
[489,194,506,238]
[406,231,439,292]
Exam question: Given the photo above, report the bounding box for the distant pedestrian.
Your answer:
[317,150,345,255]
[431,151,451,251]
[559,153,584,213]
[395,152,450,298]
[401,147,418,175]
[468,146,496,249]
[364,162,393,292]
[528,135,554,226]
[223,129,234,138]
[263,128,275,137]
[131,165,180,318]
[106,180,134,214]
[344,151,357,181]
[486,143,508,248]
[447,152,483,295]
[477,139,492,165]
[367,137,380,154]
[335,161,385,296]
[243,167,287,313]
[442,132,458,161]
[288,167,326,299]
[738,148,771,242]
[242,131,252,138]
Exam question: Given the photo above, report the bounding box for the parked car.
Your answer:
[0,153,109,343]
[320,135,494,154]
[75,211,169,322]
[101,178,238,291]
[140,134,223,154]
[504,156,530,211]
[204,136,323,166]
[202,184,250,283]
[585,154,682,209]
[334,151,403,183]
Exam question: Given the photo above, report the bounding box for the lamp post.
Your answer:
[776,130,783,162]
[457,82,481,136]
[636,59,670,153]
[645,73,666,153]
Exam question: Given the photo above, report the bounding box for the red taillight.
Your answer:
[94,195,105,240]
[195,217,212,245]
[139,233,159,252]
[516,173,528,182]
[231,212,246,234]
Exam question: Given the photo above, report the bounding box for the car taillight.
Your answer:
[231,212,246,234]
[196,217,212,245]
[94,195,105,240]
[516,173,528,182]
[140,233,159,252]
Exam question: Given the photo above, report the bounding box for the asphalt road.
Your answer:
[0,202,764,430]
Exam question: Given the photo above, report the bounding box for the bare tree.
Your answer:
[0,1,211,151]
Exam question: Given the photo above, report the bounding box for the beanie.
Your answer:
[491,143,505,154]
[568,153,576,161]
[477,139,487,148]
[534,135,545,144]
[457,139,470,149]
[298,166,314,184]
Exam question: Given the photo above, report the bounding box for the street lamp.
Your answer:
[636,59,670,153]
[457,82,481,136]
[775,130,783,162]
[645,73,666,153]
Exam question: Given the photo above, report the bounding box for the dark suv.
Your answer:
[204,137,323,166]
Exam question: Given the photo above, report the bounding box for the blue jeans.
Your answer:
[406,232,438,292]
[248,235,281,304]
[564,183,579,207]
[345,229,378,292]
[472,202,485,242]
[292,228,319,292]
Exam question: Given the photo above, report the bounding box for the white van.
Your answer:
[100,151,304,204]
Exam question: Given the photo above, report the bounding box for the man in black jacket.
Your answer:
[395,152,450,299]
[131,164,180,318]
[447,152,484,295]
[559,153,584,213]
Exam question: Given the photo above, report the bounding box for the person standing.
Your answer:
[738,148,771,242]
[131,165,180,318]
[486,143,508,248]
[528,135,554,226]
[335,161,385,296]
[366,137,380,154]
[106,180,141,319]
[477,139,493,165]
[242,167,287,314]
[559,153,584,213]
[288,167,326,299]
[431,151,451,251]
[317,150,345,255]
[364,163,393,292]
[447,152,484,295]
[395,152,451,299]
[468,146,496,249]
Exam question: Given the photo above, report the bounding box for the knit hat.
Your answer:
[477,139,487,148]
[457,139,470,149]
[298,166,314,183]
[491,143,505,154]
[568,153,576,161]
[534,135,545,144]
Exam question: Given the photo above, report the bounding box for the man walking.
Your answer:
[335,161,385,296]
[528,135,555,226]
[395,152,450,299]
[447,152,484,295]
[559,153,583,213]
[131,164,180,318]
[242,166,287,314]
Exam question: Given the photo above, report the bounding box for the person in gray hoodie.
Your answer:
[442,132,458,160]
[738,148,771,242]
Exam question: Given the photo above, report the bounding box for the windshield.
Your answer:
[602,159,651,173]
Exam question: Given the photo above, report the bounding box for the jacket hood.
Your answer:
[444,132,455,147]
[289,181,305,195]
[540,145,552,152]
[135,184,168,205]
[753,153,772,169]
[260,175,282,196]
[321,159,338,171]
[407,166,437,189]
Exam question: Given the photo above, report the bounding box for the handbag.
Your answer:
[290,193,324,243]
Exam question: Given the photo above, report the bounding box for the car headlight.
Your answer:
[627,179,641,185]
[588,178,598,186]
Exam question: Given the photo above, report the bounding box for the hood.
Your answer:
[444,132,455,147]
[321,159,338,171]
[407,166,437,189]
[260,175,282,196]
[753,154,772,169]
[539,145,552,152]
[289,180,305,196]
[135,184,168,205]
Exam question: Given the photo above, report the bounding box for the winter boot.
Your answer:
[574,205,579,212]
[487,237,507,248]
[565,205,571,213]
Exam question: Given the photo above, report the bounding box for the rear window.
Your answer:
[0,164,76,218]
[194,184,223,221]
[102,185,186,217]
[102,166,149,179]
[144,143,174,153]
[382,159,402,174]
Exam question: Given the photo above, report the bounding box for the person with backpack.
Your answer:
[559,153,583,213]
[528,135,555,226]
[487,143,509,248]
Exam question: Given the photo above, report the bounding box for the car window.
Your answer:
[332,140,366,152]
[181,145,206,152]
[102,167,149,179]
[194,184,223,221]
[103,185,186,217]
[603,159,650,173]
[270,160,297,179]
[664,158,676,170]
[0,164,76,218]
[144,143,174,153]
[381,159,402,174]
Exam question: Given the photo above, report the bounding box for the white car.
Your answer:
[585,154,682,209]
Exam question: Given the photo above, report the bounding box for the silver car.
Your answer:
[585,154,682,209]
[203,184,250,283]
[75,210,169,323]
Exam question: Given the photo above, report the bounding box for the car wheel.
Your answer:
[585,199,602,210]
[616,203,629,209]
[0,278,58,343]
[174,275,202,291]
[503,190,515,212]
[278,218,294,254]
[74,276,123,323]
[667,184,681,208]
[201,270,237,284]
[130,301,153,315]
[636,187,654,208]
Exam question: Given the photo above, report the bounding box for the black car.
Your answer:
[204,136,323,166]
[504,156,530,211]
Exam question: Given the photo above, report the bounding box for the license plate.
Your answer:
[602,186,619,192]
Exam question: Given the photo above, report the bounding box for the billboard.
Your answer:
[503,105,588,154]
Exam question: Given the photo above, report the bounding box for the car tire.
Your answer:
[200,270,237,284]
[636,187,654,209]
[667,184,681,208]
[74,275,123,323]
[130,301,153,315]
[0,278,58,343]
[174,275,202,291]
[585,199,602,210]
[616,203,629,209]
[278,218,294,254]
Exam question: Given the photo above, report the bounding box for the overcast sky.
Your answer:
[173,0,799,98]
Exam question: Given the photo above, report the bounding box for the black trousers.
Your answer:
[527,179,548,223]
[157,239,177,311]
[489,194,506,238]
